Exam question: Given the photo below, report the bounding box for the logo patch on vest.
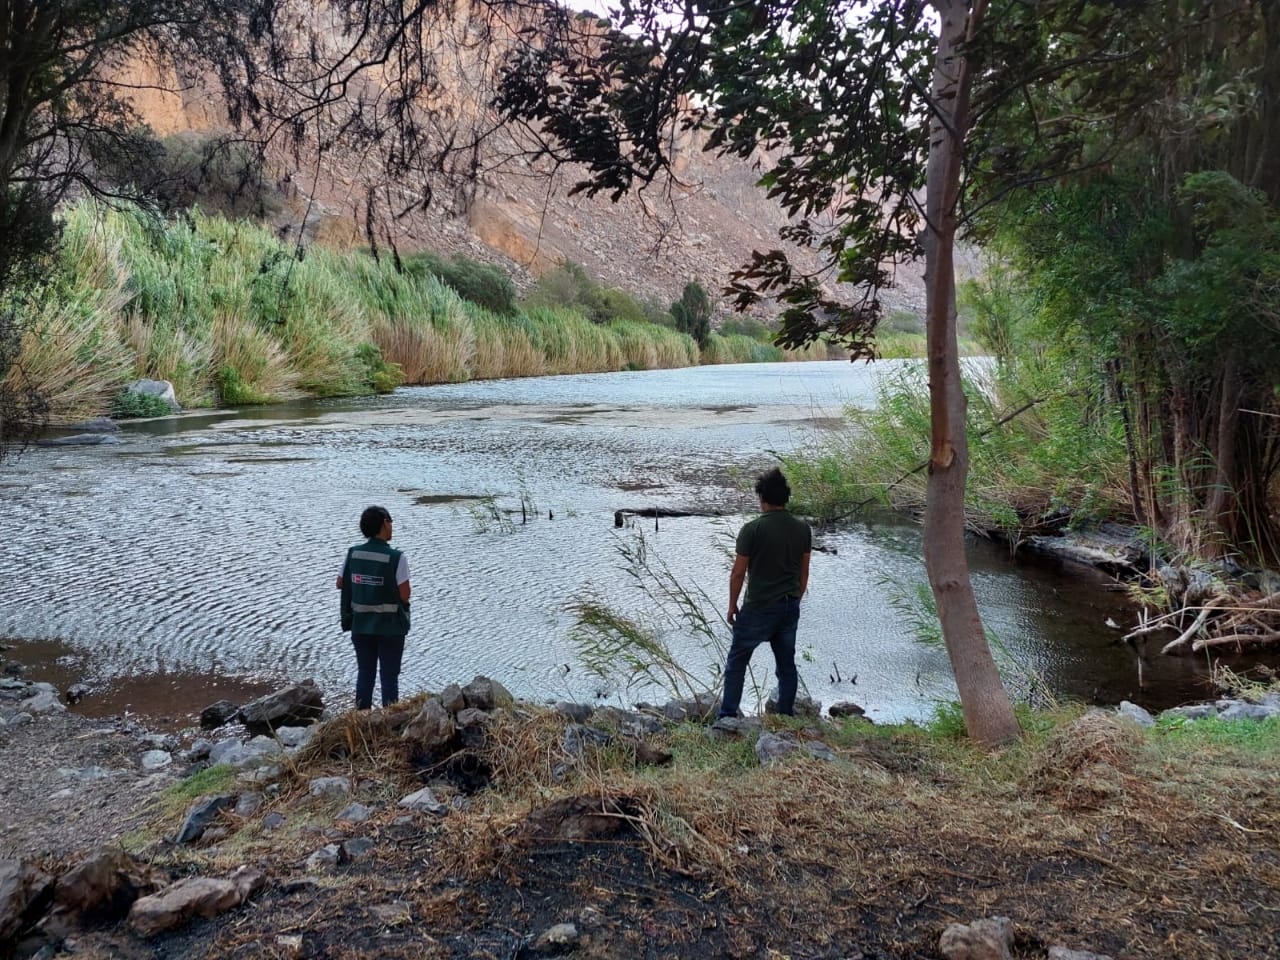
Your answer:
[351,574,384,586]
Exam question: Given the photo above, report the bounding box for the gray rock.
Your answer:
[462,675,512,711]
[184,740,213,762]
[175,795,235,844]
[123,378,180,413]
[37,433,121,446]
[140,750,172,772]
[1116,701,1155,727]
[939,916,1014,960]
[246,735,284,756]
[19,690,65,714]
[1218,701,1275,722]
[49,846,163,932]
[828,701,866,719]
[262,812,286,831]
[804,741,837,762]
[0,859,54,943]
[234,793,262,817]
[1048,949,1114,960]
[554,702,594,723]
[239,681,324,736]
[563,724,612,757]
[340,838,376,861]
[336,802,371,823]
[533,922,580,953]
[654,694,718,722]
[766,689,822,718]
[200,700,239,730]
[137,733,177,751]
[439,683,466,714]
[1159,704,1217,722]
[707,716,761,740]
[399,787,448,815]
[66,683,93,703]
[305,845,344,872]
[8,712,33,728]
[308,776,351,799]
[128,867,264,936]
[402,698,456,753]
[755,732,800,766]
[275,725,315,749]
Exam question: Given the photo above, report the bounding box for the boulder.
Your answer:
[707,716,761,740]
[0,859,54,943]
[755,732,800,766]
[399,787,448,815]
[402,698,456,753]
[128,867,264,937]
[939,917,1014,960]
[123,378,181,413]
[766,689,822,718]
[200,700,240,730]
[51,847,161,923]
[439,683,466,714]
[1117,700,1155,727]
[553,701,594,723]
[175,795,235,844]
[828,701,866,719]
[37,433,121,447]
[140,750,172,772]
[308,777,351,799]
[1048,949,1114,960]
[533,922,580,953]
[239,680,324,736]
[461,675,512,711]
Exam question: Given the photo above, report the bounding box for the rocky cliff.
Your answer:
[120,7,930,321]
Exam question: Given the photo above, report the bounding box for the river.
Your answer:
[0,360,1224,723]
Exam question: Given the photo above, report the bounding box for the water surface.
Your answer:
[0,361,1222,722]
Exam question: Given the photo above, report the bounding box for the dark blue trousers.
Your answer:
[351,633,405,709]
[719,597,801,718]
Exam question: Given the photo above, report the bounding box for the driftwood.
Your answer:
[1154,591,1280,656]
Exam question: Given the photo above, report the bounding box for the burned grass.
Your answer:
[76,702,1280,959]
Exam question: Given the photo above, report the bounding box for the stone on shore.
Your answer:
[128,866,264,937]
[238,681,324,736]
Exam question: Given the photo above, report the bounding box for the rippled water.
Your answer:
[0,361,1224,721]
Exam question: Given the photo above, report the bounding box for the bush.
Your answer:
[404,251,518,317]
[719,316,774,340]
[111,389,172,419]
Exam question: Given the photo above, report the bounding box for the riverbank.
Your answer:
[5,201,834,427]
[3,652,1279,959]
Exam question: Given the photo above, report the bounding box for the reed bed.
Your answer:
[14,201,826,418]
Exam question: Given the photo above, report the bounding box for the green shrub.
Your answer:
[404,251,518,316]
[111,389,172,419]
[354,342,405,393]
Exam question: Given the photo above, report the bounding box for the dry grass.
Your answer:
[116,698,1280,960]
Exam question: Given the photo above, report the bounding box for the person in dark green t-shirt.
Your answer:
[718,468,812,718]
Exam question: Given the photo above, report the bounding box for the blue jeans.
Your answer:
[351,633,405,709]
[719,597,801,718]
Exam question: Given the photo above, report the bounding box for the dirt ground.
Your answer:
[6,694,1280,960]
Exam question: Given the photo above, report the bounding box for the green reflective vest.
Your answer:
[340,539,410,636]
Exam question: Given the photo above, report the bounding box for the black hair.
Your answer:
[754,467,791,507]
[360,505,391,538]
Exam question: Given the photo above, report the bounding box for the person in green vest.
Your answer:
[337,505,411,709]
[718,468,812,719]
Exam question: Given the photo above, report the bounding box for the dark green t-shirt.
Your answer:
[736,509,812,608]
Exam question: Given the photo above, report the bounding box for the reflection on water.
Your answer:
[0,361,1233,723]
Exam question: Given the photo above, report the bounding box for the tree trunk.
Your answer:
[922,0,1019,746]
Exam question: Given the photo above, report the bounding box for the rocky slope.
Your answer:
[118,6,932,319]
